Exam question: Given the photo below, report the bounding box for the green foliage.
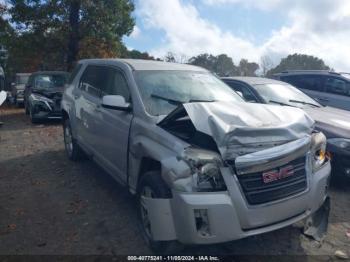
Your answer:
[4,0,135,72]
[267,53,330,76]
[188,53,259,77]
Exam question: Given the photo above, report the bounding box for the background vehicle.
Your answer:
[11,73,31,107]
[62,59,330,252]
[273,70,350,111]
[223,77,350,178]
[24,71,69,123]
[0,66,4,92]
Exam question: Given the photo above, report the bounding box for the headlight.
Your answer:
[311,132,328,172]
[30,93,53,103]
[328,138,350,150]
[181,148,226,192]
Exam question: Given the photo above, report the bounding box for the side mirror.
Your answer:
[102,95,131,111]
[235,91,243,97]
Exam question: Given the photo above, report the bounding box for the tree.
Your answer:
[122,49,159,60]
[8,0,135,70]
[266,53,330,76]
[164,52,188,63]
[214,54,238,76]
[260,55,274,76]
[238,59,259,76]
[189,53,239,76]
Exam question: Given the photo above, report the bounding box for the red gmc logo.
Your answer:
[262,165,294,184]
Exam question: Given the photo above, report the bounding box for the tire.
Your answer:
[63,118,84,161]
[29,108,40,124]
[137,171,183,254]
[25,101,29,115]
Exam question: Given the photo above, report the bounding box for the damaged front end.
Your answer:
[154,101,330,243]
[29,90,63,120]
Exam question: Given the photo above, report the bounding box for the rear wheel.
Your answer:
[63,118,84,161]
[137,171,182,254]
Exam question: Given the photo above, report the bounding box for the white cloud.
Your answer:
[139,0,260,63]
[139,0,350,71]
[130,25,141,39]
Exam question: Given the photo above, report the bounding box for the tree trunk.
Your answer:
[66,0,80,71]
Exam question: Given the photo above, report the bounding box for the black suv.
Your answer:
[273,70,350,111]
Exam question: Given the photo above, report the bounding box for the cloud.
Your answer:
[138,0,350,71]
[138,0,260,63]
[129,25,141,39]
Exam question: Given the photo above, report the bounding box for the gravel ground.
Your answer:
[0,106,349,259]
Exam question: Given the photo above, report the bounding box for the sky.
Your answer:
[123,0,350,71]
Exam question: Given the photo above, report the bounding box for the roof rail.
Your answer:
[279,70,340,75]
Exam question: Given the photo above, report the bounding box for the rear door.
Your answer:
[281,74,327,104]
[323,76,350,111]
[74,65,104,152]
[94,66,133,184]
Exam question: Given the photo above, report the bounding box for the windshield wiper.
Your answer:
[151,94,216,105]
[151,94,184,105]
[289,99,320,108]
[188,99,216,103]
[269,100,294,107]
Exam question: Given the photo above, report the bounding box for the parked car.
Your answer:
[0,66,5,91]
[273,70,350,111]
[222,77,350,178]
[24,71,69,123]
[11,73,31,107]
[62,59,330,252]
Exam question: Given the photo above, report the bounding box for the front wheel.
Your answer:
[25,101,29,115]
[137,171,182,254]
[29,108,39,124]
[63,118,84,161]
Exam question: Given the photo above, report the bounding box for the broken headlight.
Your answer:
[311,132,328,172]
[182,148,226,192]
[30,93,53,103]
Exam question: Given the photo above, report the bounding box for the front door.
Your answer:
[94,66,133,184]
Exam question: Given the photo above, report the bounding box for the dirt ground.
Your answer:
[0,105,349,259]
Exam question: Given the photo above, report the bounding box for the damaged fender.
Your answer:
[304,197,330,241]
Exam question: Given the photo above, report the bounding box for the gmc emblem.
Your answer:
[262,165,294,184]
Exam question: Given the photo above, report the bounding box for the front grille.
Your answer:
[236,157,307,205]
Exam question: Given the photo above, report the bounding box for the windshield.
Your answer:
[135,70,243,116]
[34,74,68,89]
[16,75,29,85]
[254,83,321,108]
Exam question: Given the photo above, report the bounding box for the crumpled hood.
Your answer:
[304,106,350,139]
[160,101,315,160]
[32,87,63,99]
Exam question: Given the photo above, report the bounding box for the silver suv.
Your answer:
[274,70,350,111]
[62,59,331,252]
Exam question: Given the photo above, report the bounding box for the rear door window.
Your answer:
[324,77,350,97]
[281,75,324,92]
[79,65,107,97]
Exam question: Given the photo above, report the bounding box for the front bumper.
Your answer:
[31,101,62,119]
[144,161,331,245]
